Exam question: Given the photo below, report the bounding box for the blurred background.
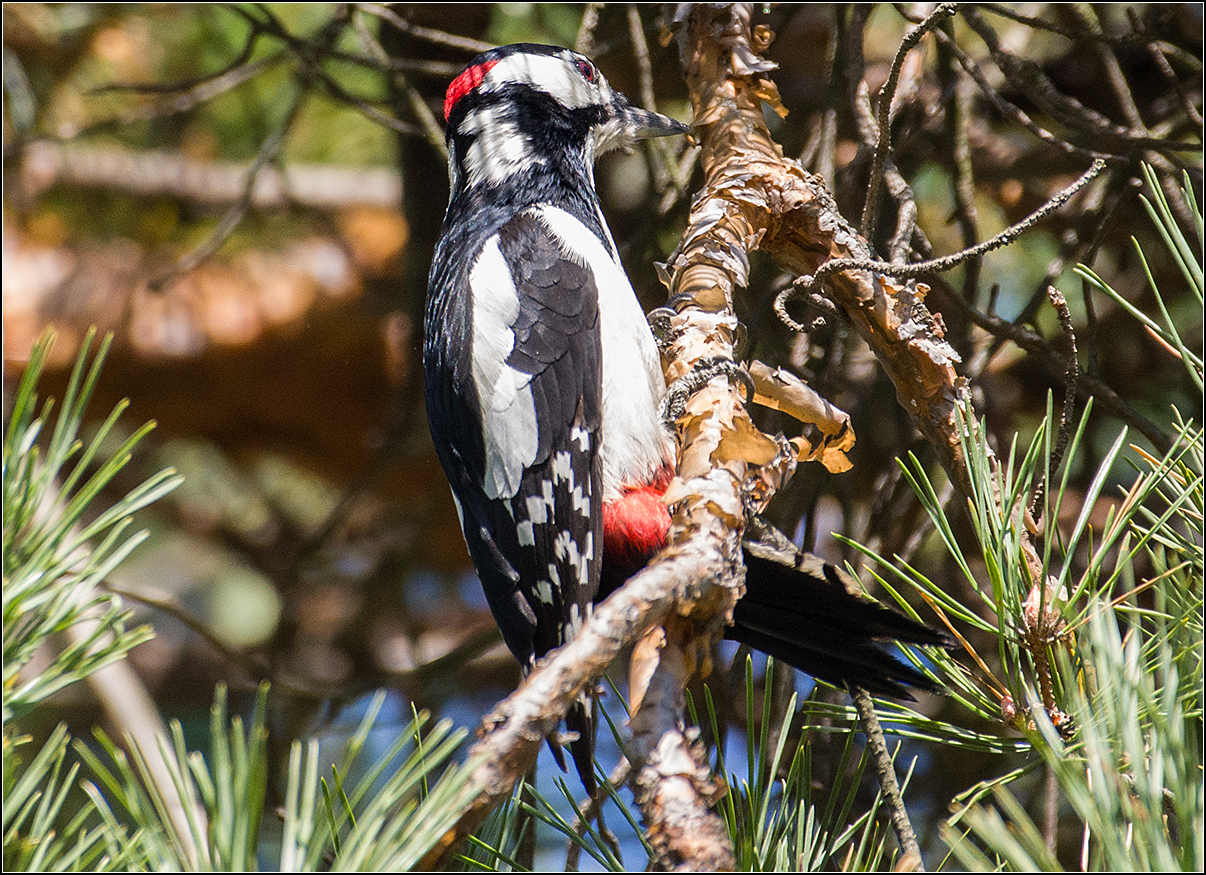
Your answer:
[3,3,1201,868]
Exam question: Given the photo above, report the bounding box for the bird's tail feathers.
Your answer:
[730,542,954,699]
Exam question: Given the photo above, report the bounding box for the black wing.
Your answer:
[424,208,604,668]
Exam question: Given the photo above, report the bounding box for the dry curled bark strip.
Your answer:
[664,9,956,865]
[747,361,855,473]
[661,12,984,867]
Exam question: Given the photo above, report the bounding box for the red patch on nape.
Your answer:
[444,58,499,121]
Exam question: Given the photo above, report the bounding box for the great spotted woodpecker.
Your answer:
[424,44,948,789]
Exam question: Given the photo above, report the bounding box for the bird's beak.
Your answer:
[595,94,688,154]
[619,102,690,140]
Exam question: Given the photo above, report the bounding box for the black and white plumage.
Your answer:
[425,44,681,788]
[424,44,950,791]
[426,44,677,666]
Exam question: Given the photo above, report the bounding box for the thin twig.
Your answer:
[1131,7,1203,129]
[351,7,447,158]
[89,7,266,95]
[978,2,1149,47]
[933,274,1175,455]
[356,3,494,54]
[627,3,681,198]
[852,687,923,871]
[228,3,420,137]
[931,27,1100,160]
[575,2,604,56]
[103,576,503,700]
[19,48,282,147]
[852,80,916,264]
[96,52,281,117]
[1029,287,1078,523]
[994,170,1111,348]
[1071,6,1149,137]
[961,6,1200,156]
[777,160,1107,329]
[860,3,957,243]
[566,757,629,870]
[941,32,982,303]
[149,86,306,292]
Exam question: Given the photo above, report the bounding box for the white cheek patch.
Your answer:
[469,237,538,499]
[460,105,545,188]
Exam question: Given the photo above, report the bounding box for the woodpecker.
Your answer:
[424,44,948,789]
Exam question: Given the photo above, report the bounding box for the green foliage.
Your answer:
[689,659,896,871]
[4,724,108,871]
[72,684,470,871]
[3,328,179,725]
[945,604,1203,871]
[939,166,1203,871]
[431,157,1204,871]
[3,328,482,872]
[4,328,180,869]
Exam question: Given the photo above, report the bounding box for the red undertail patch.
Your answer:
[602,470,673,578]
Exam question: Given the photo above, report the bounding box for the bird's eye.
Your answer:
[575,59,596,83]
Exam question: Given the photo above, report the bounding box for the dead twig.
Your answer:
[149,85,305,293]
[356,3,493,54]
[852,688,923,871]
[1029,286,1078,524]
[861,3,957,244]
[777,160,1107,329]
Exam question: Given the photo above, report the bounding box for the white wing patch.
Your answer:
[529,206,675,500]
[469,237,539,500]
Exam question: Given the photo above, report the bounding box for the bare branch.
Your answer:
[574,2,604,56]
[961,7,1201,156]
[778,159,1107,325]
[88,6,267,96]
[1131,7,1203,129]
[852,688,923,871]
[18,140,403,208]
[150,87,306,292]
[628,4,677,195]
[932,277,1175,455]
[351,7,447,158]
[861,3,957,243]
[930,26,1107,161]
[415,531,745,869]
[978,2,1150,46]
[939,35,983,302]
[355,3,494,54]
[1029,287,1078,522]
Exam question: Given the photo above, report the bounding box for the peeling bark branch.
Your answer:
[656,6,1070,865]
[669,5,981,508]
